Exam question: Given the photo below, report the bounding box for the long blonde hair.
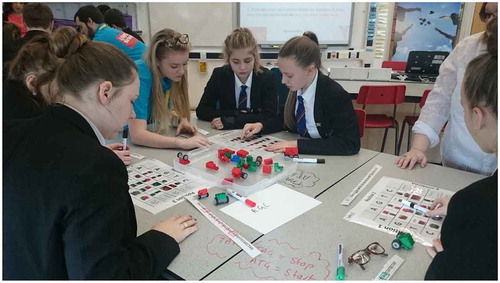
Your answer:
[222,27,262,74]
[144,28,191,134]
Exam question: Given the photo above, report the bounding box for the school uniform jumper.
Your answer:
[286,71,360,155]
[93,23,146,61]
[425,171,497,280]
[3,78,45,120]
[196,65,279,132]
[3,105,180,279]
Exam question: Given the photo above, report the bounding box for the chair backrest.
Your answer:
[419,89,432,109]
[354,108,366,138]
[381,61,407,71]
[356,85,406,105]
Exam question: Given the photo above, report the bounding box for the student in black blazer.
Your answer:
[3,39,197,279]
[242,33,360,155]
[196,27,279,131]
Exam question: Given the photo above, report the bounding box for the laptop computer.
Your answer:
[404,51,449,82]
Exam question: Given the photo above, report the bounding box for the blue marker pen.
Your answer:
[336,243,345,280]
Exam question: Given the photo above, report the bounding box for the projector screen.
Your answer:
[239,3,353,45]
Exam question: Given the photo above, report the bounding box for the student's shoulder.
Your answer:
[212,64,232,75]
[453,174,497,204]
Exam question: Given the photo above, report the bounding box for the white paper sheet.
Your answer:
[220,184,322,234]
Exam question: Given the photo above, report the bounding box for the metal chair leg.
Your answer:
[381,128,389,152]
[397,119,407,156]
[407,125,413,152]
[394,125,399,156]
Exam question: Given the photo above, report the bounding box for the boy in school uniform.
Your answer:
[196,28,279,132]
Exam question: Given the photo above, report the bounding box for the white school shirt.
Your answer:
[234,71,253,109]
[63,103,106,146]
[412,32,497,176]
[295,70,321,139]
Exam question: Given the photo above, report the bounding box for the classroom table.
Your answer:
[123,116,380,279]
[336,79,434,103]
[204,152,485,280]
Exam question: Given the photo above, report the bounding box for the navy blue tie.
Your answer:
[295,95,309,137]
[238,85,248,110]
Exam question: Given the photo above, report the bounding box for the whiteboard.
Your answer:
[239,3,353,45]
[148,3,234,47]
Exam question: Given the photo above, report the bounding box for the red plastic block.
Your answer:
[264,158,273,165]
[205,161,219,170]
[262,164,272,174]
[284,147,299,158]
[237,149,249,158]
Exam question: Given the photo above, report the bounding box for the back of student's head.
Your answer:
[463,19,498,118]
[279,35,322,70]
[56,38,137,103]
[104,8,126,29]
[222,27,262,73]
[486,17,498,55]
[145,28,191,133]
[74,5,103,24]
[97,4,111,16]
[3,20,20,41]
[23,3,53,30]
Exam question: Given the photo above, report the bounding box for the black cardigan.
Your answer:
[283,72,360,155]
[196,65,279,130]
[425,171,497,280]
[3,105,180,279]
[3,78,45,120]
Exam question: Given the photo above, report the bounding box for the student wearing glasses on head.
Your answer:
[196,28,279,132]
[129,29,211,149]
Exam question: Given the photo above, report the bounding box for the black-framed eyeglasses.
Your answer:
[347,242,388,270]
[163,34,189,48]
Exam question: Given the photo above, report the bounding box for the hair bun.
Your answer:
[52,26,89,59]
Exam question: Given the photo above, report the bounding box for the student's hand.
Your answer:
[153,215,199,243]
[426,238,444,258]
[106,143,132,166]
[265,140,298,153]
[177,135,212,150]
[211,118,224,130]
[395,148,427,169]
[176,118,197,136]
[241,122,263,138]
[425,197,450,217]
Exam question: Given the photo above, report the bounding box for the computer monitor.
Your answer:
[405,51,449,77]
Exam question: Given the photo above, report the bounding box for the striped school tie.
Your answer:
[238,85,248,110]
[295,95,310,137]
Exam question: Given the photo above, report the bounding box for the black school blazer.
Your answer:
[285,72,360,155]
[3,105,179,279]
[196,65,279,130]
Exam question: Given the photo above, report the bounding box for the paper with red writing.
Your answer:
[185,196,261,258]
[220,183,321,234]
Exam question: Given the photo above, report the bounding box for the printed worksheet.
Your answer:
[128,159,213,214]
[344,176,454,246]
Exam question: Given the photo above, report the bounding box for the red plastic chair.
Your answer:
[397,89,447,154]
[382,61,407,71]
[354,108,366,138]
[356,85,406,154]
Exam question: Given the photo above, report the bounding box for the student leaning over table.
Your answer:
[4,27,132,165]
[242,32,360,155]
[424,18,497,280]
[196,27,279,131]
[3,37,198,279]
[128,28,211,150]
[395,2,498,175]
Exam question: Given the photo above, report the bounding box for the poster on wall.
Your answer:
[390,2,462,61]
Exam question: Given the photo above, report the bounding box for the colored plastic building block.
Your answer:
[197,188,209,199]
[222,178,234,184]
[248,163,258,172]
[255,156,263,166]
[205,161,219,171]
[218,154,231,163]
[237,149,249,158]
[262,164,272,174]
[214,192,230,205]
[177,152,190,165]
[274,163,283,172]
[392,232,415,250]
[242,162,249,169]
[231,155,241,163]
[237,159,245,169]
[246,155,254,163]
[284,147,299,159]
[264,158,273,165]
[231,167,248,179]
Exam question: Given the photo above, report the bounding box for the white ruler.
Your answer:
[341,164,382,206]
[374,255,405,280]
[185,196,261,258]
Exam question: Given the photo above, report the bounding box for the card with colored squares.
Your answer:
[344,176,454,246]
[127,159,212,214]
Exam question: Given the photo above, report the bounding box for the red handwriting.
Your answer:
[206,234,236,259]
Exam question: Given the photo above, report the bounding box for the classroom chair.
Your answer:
[270,67,290,115]
[381,61,407,72]
[396,89,447,154]
[354,108,366,138]
[356,85,406,155]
